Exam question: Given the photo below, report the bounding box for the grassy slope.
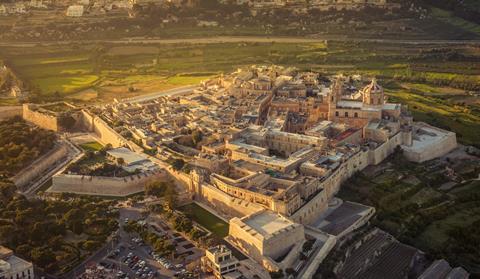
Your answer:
[430,7,480,37]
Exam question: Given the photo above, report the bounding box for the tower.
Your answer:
[327,78,343,120]
[362,78,384,106]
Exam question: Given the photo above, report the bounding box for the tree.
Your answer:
[31,247,55,268]
[58,114,76,131]
[15,243,32,259]
[82,240,101,251]
[0,181,16,205]
[269,270,284,279]
[145,181,166,197]
[170,158,185,171]
[192,130,203,146]
[285,268,296,276]
[302,239,314,252]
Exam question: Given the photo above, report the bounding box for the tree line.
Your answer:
[0,116,56,178]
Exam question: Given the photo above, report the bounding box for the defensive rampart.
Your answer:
[78,110,143,152]
[12,142,69,191]
[48,170,167,196]
[0,106,22,120]
[402,123,457,162]
[22,103,59,131]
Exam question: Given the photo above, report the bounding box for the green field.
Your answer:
[79,141,103,152]
[1,40,479,145]
[179,203,229,238]
[431,7,480,37]
[338,152,480,274]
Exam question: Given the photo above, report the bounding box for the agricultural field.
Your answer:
[430,7,480,37]
[1,39,479,145]
[338,150,480,275]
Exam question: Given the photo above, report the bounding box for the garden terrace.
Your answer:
[66,152,132,178]
[357,242,419,279]
[338,230,393,278]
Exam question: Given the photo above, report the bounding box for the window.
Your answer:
[335,111,339,117]
[345,112,349,117]
[354,112,358,118]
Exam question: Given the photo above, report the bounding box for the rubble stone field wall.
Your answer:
[22,104,58,131]
[0,105,22,120]
[48,171,167,196]
[12,143,69,190]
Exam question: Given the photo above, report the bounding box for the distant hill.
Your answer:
[420,0,480,25]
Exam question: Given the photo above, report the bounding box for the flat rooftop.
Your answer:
[0,246,12,259]
[404,123,455,152]
[243,211,294,236]
[107,147,148,166]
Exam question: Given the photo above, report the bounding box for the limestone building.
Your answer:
[66,5,84,16]
[0,246,34,279]
[228,210,305,271]
[201,245,240,279]
[327,79,401,129]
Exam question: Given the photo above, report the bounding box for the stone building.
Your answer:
[201,245,240,278]
[228,210,305,271]
[0,246,34,279]
[327,79,401,129]
[66,5,84,16]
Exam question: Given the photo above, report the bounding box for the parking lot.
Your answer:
[82,203,202,278]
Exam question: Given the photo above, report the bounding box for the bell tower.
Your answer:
[328,79,343,120]
[362,78,384,106]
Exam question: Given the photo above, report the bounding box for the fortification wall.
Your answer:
[403,125,457,163]
[78,109,130,148]
[22,104,58,131]
[48,171,167,196]
[292,150,370,224]
[12,143,69,190]
[291,188,328,224]
[92,117,128,148]
[301,230,337,279]
[368,131,404,165]
[0,106,22,120]
[199,183,263,218]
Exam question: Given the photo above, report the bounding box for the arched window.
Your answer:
[354,112,358,118]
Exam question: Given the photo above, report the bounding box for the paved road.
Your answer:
[1,36,480,48]
[119,85,196,104]
[117,206,176,278]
